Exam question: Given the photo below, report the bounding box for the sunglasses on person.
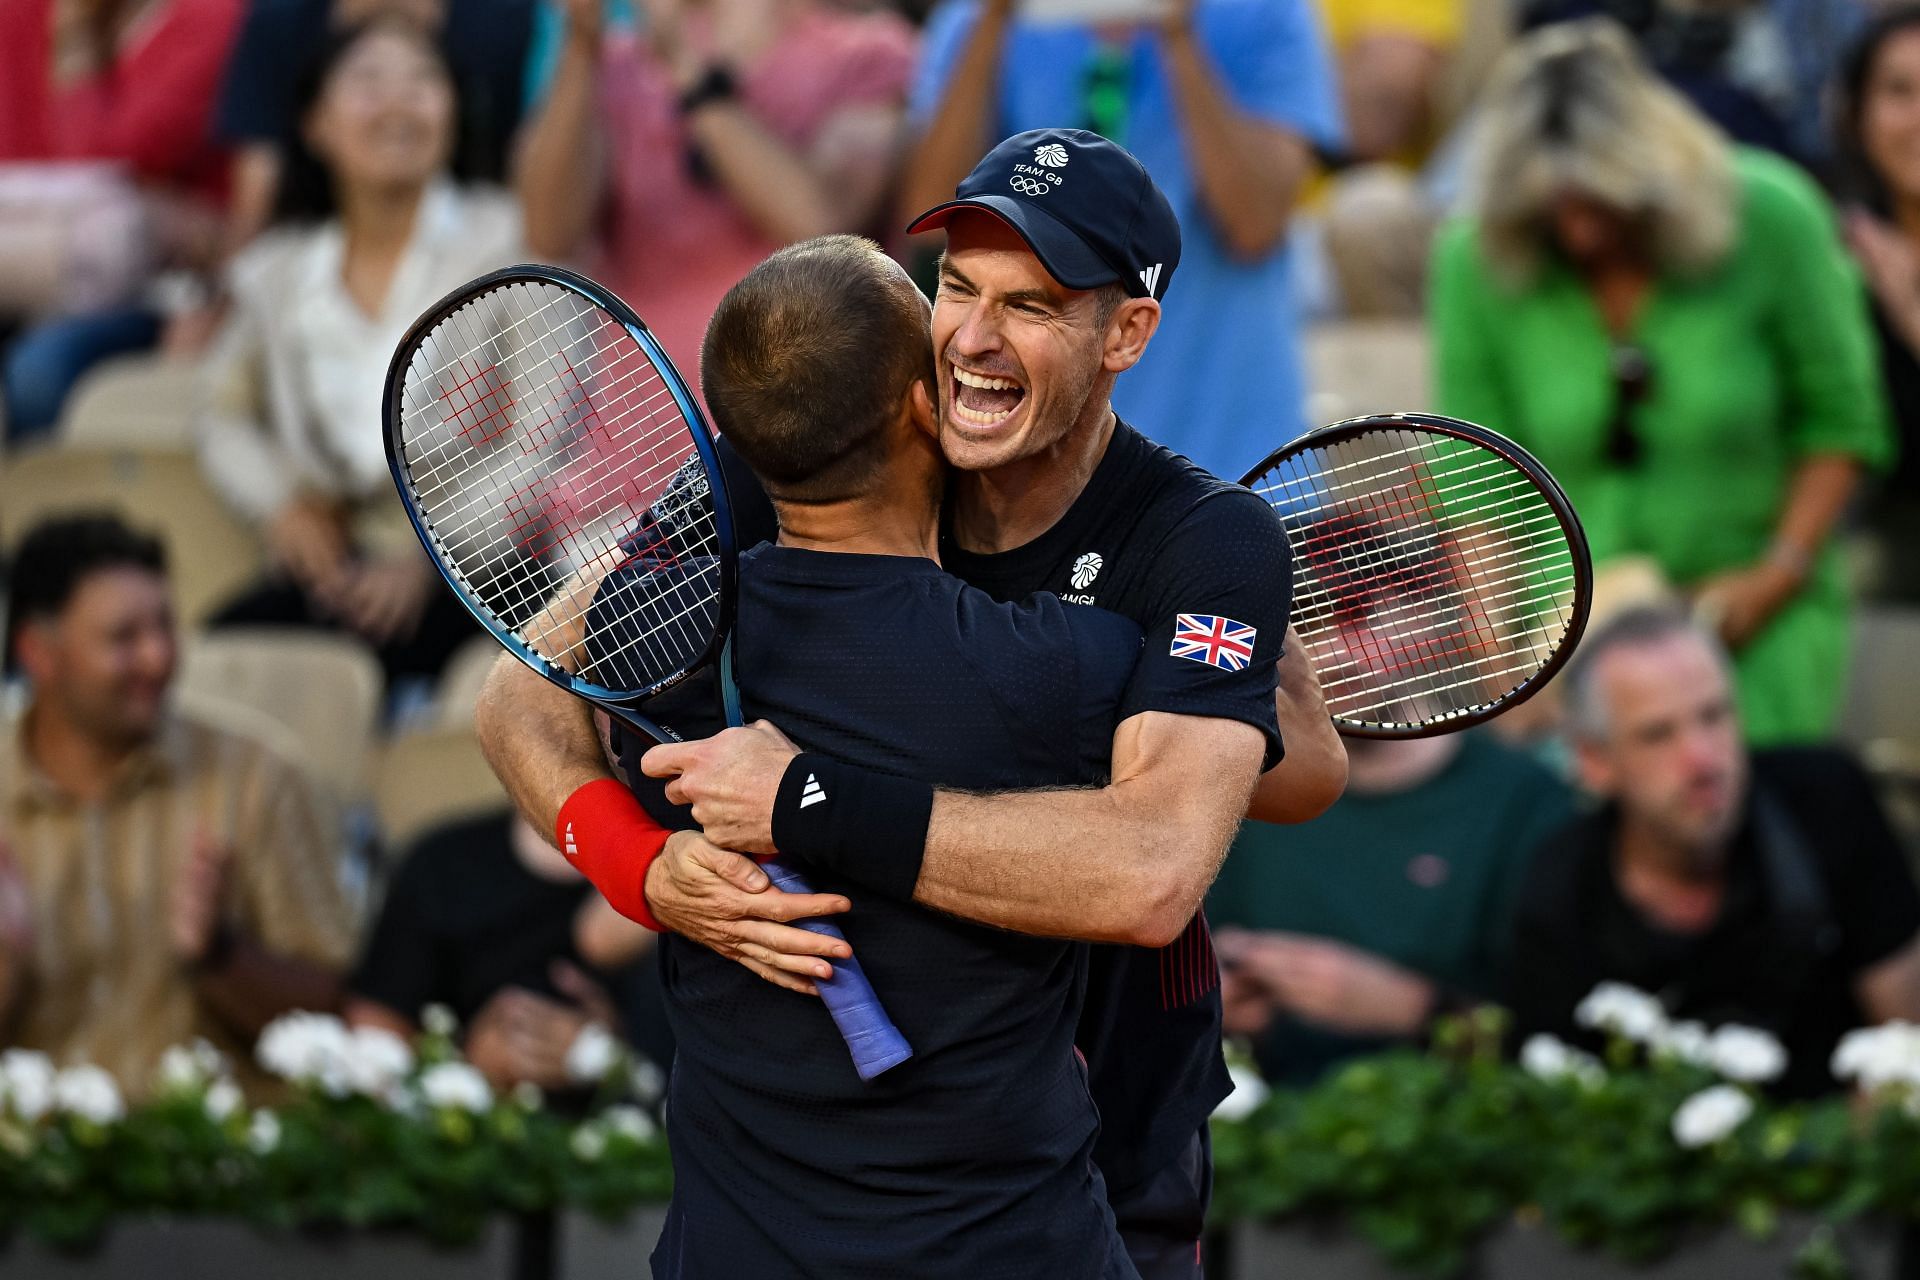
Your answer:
[1607,343,1653,468]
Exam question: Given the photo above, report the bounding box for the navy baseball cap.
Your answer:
[906,128,1182,303]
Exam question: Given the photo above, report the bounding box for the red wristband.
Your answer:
[556,779,671,933]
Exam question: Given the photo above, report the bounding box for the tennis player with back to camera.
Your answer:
[478,130,1348,1279]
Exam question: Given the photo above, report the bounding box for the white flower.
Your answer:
[1212,1060,1270,1122]
[418,1062,492,1114]
[53,1065,124,1125]
[1651,1021,1713,1068]
[1,1049,56,1122]
[1708,1025,1787,1085]
[422,1004,457,1038]
[1672,1085,1754,1149]
[248,1109,281,1154]
[257,1012,356,1096]
[601,1104,656,1144]
[628,1058,664,1106]
[344,1026,414,1097]
[203,1079,243,1123]
[1519,1034,1606,1087]
[570,1125,607,1162]
[566,1023,620,1084]
[512,1081,544,1112]
[1832,1023,1920,1090]
[1574,982,1668,1045]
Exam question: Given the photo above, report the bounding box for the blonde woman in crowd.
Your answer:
[1430,19,1893,745]
[196,15,522,683]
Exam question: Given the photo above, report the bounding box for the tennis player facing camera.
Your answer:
[590,236,1147,1277]
[480,130,1346,1279]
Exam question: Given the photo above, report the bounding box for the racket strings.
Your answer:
[1252,429,1578,728]
[394,279,724,694]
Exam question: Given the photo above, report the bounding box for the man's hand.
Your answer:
[1216,928,1434,1038]
[170,836,230,964]
[643,830,850,995]
[466,986,595,1091]
[640,721,798,854]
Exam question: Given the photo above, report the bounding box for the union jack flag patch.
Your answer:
[1170,614,1257,671]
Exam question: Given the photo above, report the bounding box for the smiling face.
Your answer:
[1862,27,1920,206]
[19,568,178,750]
[304,22,456,200]
[930,213,1138,474]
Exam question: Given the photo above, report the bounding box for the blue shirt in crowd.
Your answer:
[911,0,1343,480]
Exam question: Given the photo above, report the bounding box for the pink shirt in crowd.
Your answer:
[0,0,244,199]
[593,5,917,376]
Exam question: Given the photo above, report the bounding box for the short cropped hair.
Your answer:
[701,236,935,504]
[5,513,167,662]
[1560,604,1731,742]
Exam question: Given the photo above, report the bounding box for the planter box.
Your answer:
[1479,1214,1899,1280]
[556,1206,670,1280]
[1,1218,518,1280]
[1227,1213,1900,1280]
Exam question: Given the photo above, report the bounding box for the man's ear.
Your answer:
[1573,738,1615,799]
[12,620,55,686]
[906,377,937,438]
[1103,298,1161,374]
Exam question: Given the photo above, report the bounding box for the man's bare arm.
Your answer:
[649,712,1266,948]
[475,654,610,837]
[914,713,1266,946]
[1857,934,1920,1024]
[1246,629,1346,825]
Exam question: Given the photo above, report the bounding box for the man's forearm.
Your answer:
[914,720,1265,947]
[1248,640,1346,824]
[897,0,1013,224]
[1160,24,1312,258]
[475,655,613,835]
[192,934,343,1039]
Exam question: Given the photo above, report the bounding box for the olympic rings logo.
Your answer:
[1009,175,1051,197]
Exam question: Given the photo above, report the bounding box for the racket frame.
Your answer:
[1240,411,1593,740]
[382,262,740,740]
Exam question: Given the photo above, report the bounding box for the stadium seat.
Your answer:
[433,634,504,731]
[174,629,383,801]
[0,445,262,625]
[1842,606,1920,843]
[1302,320,1432,426]
[372,727,509,854]
[58,353,200,449]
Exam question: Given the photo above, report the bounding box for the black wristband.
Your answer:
[771,754,933,902]
[676,64,737,116]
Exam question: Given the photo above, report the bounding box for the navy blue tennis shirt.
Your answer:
[716,422,1292,1201]
[596,542,1147,1278]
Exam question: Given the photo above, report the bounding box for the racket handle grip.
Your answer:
[761,856,913,1081]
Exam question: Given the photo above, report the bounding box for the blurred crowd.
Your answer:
[2,0,1920,1110]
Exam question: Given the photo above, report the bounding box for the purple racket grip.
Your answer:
[761,855,912,1081]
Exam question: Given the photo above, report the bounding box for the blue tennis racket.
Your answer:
[383,263,912,1081]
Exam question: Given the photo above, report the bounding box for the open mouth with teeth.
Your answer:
[951,363,1027,427]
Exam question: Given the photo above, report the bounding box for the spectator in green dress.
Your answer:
[1429,18,1895,745]
[1211,733,1572,1087]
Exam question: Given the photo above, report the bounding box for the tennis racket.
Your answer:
[383,263,912,1080]
[1239,412,1592,738]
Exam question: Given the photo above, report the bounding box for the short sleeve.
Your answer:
[1776,751,1920,973]
[347,849,449,1019]
[1118,489,1290,768]
[1204,0,1343,150]
[1744,153,1897,470]
[908,0,981,133]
